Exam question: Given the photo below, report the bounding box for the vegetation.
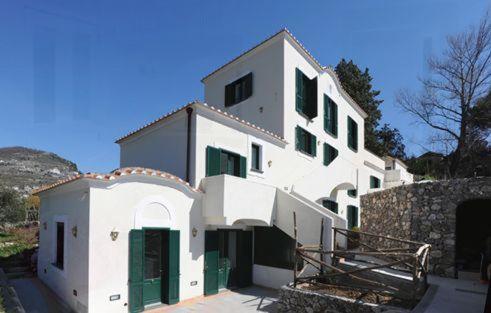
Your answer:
[397,14,491,178]
[0,189,25,226]
[0,227,38,258]
[335,59,407,159]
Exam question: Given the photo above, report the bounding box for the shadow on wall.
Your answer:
[455,198,491,273]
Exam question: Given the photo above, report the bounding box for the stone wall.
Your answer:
[277,285,408,313]
[361,177,491,277]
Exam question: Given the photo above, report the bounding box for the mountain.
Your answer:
[0,146,79,194]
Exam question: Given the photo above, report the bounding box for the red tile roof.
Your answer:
[115,101,287,144]
[32,167,202,195]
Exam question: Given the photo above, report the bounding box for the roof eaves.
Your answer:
[33,167,203,195]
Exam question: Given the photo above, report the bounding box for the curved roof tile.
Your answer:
[33,167,202,195]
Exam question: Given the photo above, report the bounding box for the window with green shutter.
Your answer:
[347,205,359,229]
[370,176,381,188]
[347,189,357,198]
[225,73,253,107]
[206,146,247,178]
[323,143,338,166]
[347,116,358,151]
[322,200,338,214]
[324,95,338,136]
[295,126,316,157]
[295,68,317,119]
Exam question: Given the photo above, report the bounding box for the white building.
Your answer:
[35,29,412,313]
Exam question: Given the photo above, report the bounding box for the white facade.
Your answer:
[37,29,413,313]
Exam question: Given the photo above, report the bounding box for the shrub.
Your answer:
[0,189,25,226]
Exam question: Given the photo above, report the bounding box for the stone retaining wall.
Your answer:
[360,177,491,277]
[277,284,408,313]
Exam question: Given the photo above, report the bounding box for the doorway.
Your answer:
[129,228,180,313]
[455,199,491,276]
[204,229,252,295]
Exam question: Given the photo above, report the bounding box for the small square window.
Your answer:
[251,144,262,172]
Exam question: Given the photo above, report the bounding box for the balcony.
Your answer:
[200,174,277,226]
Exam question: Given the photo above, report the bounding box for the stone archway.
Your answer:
[360,177,491,277]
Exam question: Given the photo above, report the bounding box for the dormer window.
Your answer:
[295,68,317,119]
[225,73,253,107]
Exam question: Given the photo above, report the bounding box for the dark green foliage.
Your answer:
[0,189,25,225]
[376,124,407,159]
[335,59,406,158]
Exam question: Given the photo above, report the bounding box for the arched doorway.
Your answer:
[455,199,491,277]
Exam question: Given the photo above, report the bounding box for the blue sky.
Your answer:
[0,0,489,173]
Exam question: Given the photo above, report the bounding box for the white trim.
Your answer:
[133,195,176,229]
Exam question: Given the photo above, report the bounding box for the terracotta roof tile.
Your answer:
[32,167,202,195]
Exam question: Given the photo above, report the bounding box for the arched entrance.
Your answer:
[455,199,491,276]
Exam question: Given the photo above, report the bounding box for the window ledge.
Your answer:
[250,168,264,174]
[324,129,338,138]
[51,263,64,272]
[296,149,315,160]
[348,146,358,153]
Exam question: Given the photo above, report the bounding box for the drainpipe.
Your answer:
[185,107,193,184]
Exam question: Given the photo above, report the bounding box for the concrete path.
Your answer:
[10,278,69,313]
[149,286,278,313]
[414,275,488,313]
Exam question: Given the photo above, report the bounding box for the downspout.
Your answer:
[185,107,193,184]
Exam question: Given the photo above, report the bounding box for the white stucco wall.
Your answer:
[86,177,203,313]
[38,181,90,313]
[203,36,285,137]
[119,111,188,179]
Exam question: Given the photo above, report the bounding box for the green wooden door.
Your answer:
[129,230,144,313]
[143,230,162,306]
[347,205,359,229]
[204,231,219,295]
[163,230,180,304]
[236,231,253,287]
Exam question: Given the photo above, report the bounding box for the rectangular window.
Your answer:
[323,143,338,166]
[370,176,381,188]
[206,146,246,178]
[295,126,316,157]
[347,189,357,197]
[324,95,338,136]
[295,68,317,119]
[254,226,302,270]
[347,116,358,151]
[347,205,359,229]
[251,144,262,172]
[322,200,338,214]
[225,73,253,107]
[55,222,64,269]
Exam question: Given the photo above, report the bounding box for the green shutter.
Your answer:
[204,231,219,295]
[295,69,303,113]
[324,95,329,132]
[239,156,247,178]
[306,78,318,119]
[311,134,317,156]
[129,230,144,313]
[347,116,357,151]
[323,143,338,166]
[295,126,301,150]
[332,101,338,136]
[347,206,359,229]
[352,119,358,150]
[206,146,221,177]
[348,189,357,197]
[162,230,180,304]
[323,143,328,166]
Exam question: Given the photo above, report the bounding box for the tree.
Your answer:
[397,15,491,177]
[376,124,407,159]
[335,59,407,158]
[0,188,25,225]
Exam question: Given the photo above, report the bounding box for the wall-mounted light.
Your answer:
[110,229,119,241]
[71,226,78,238]
[192,227,198,238]
[268,160,272,168]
